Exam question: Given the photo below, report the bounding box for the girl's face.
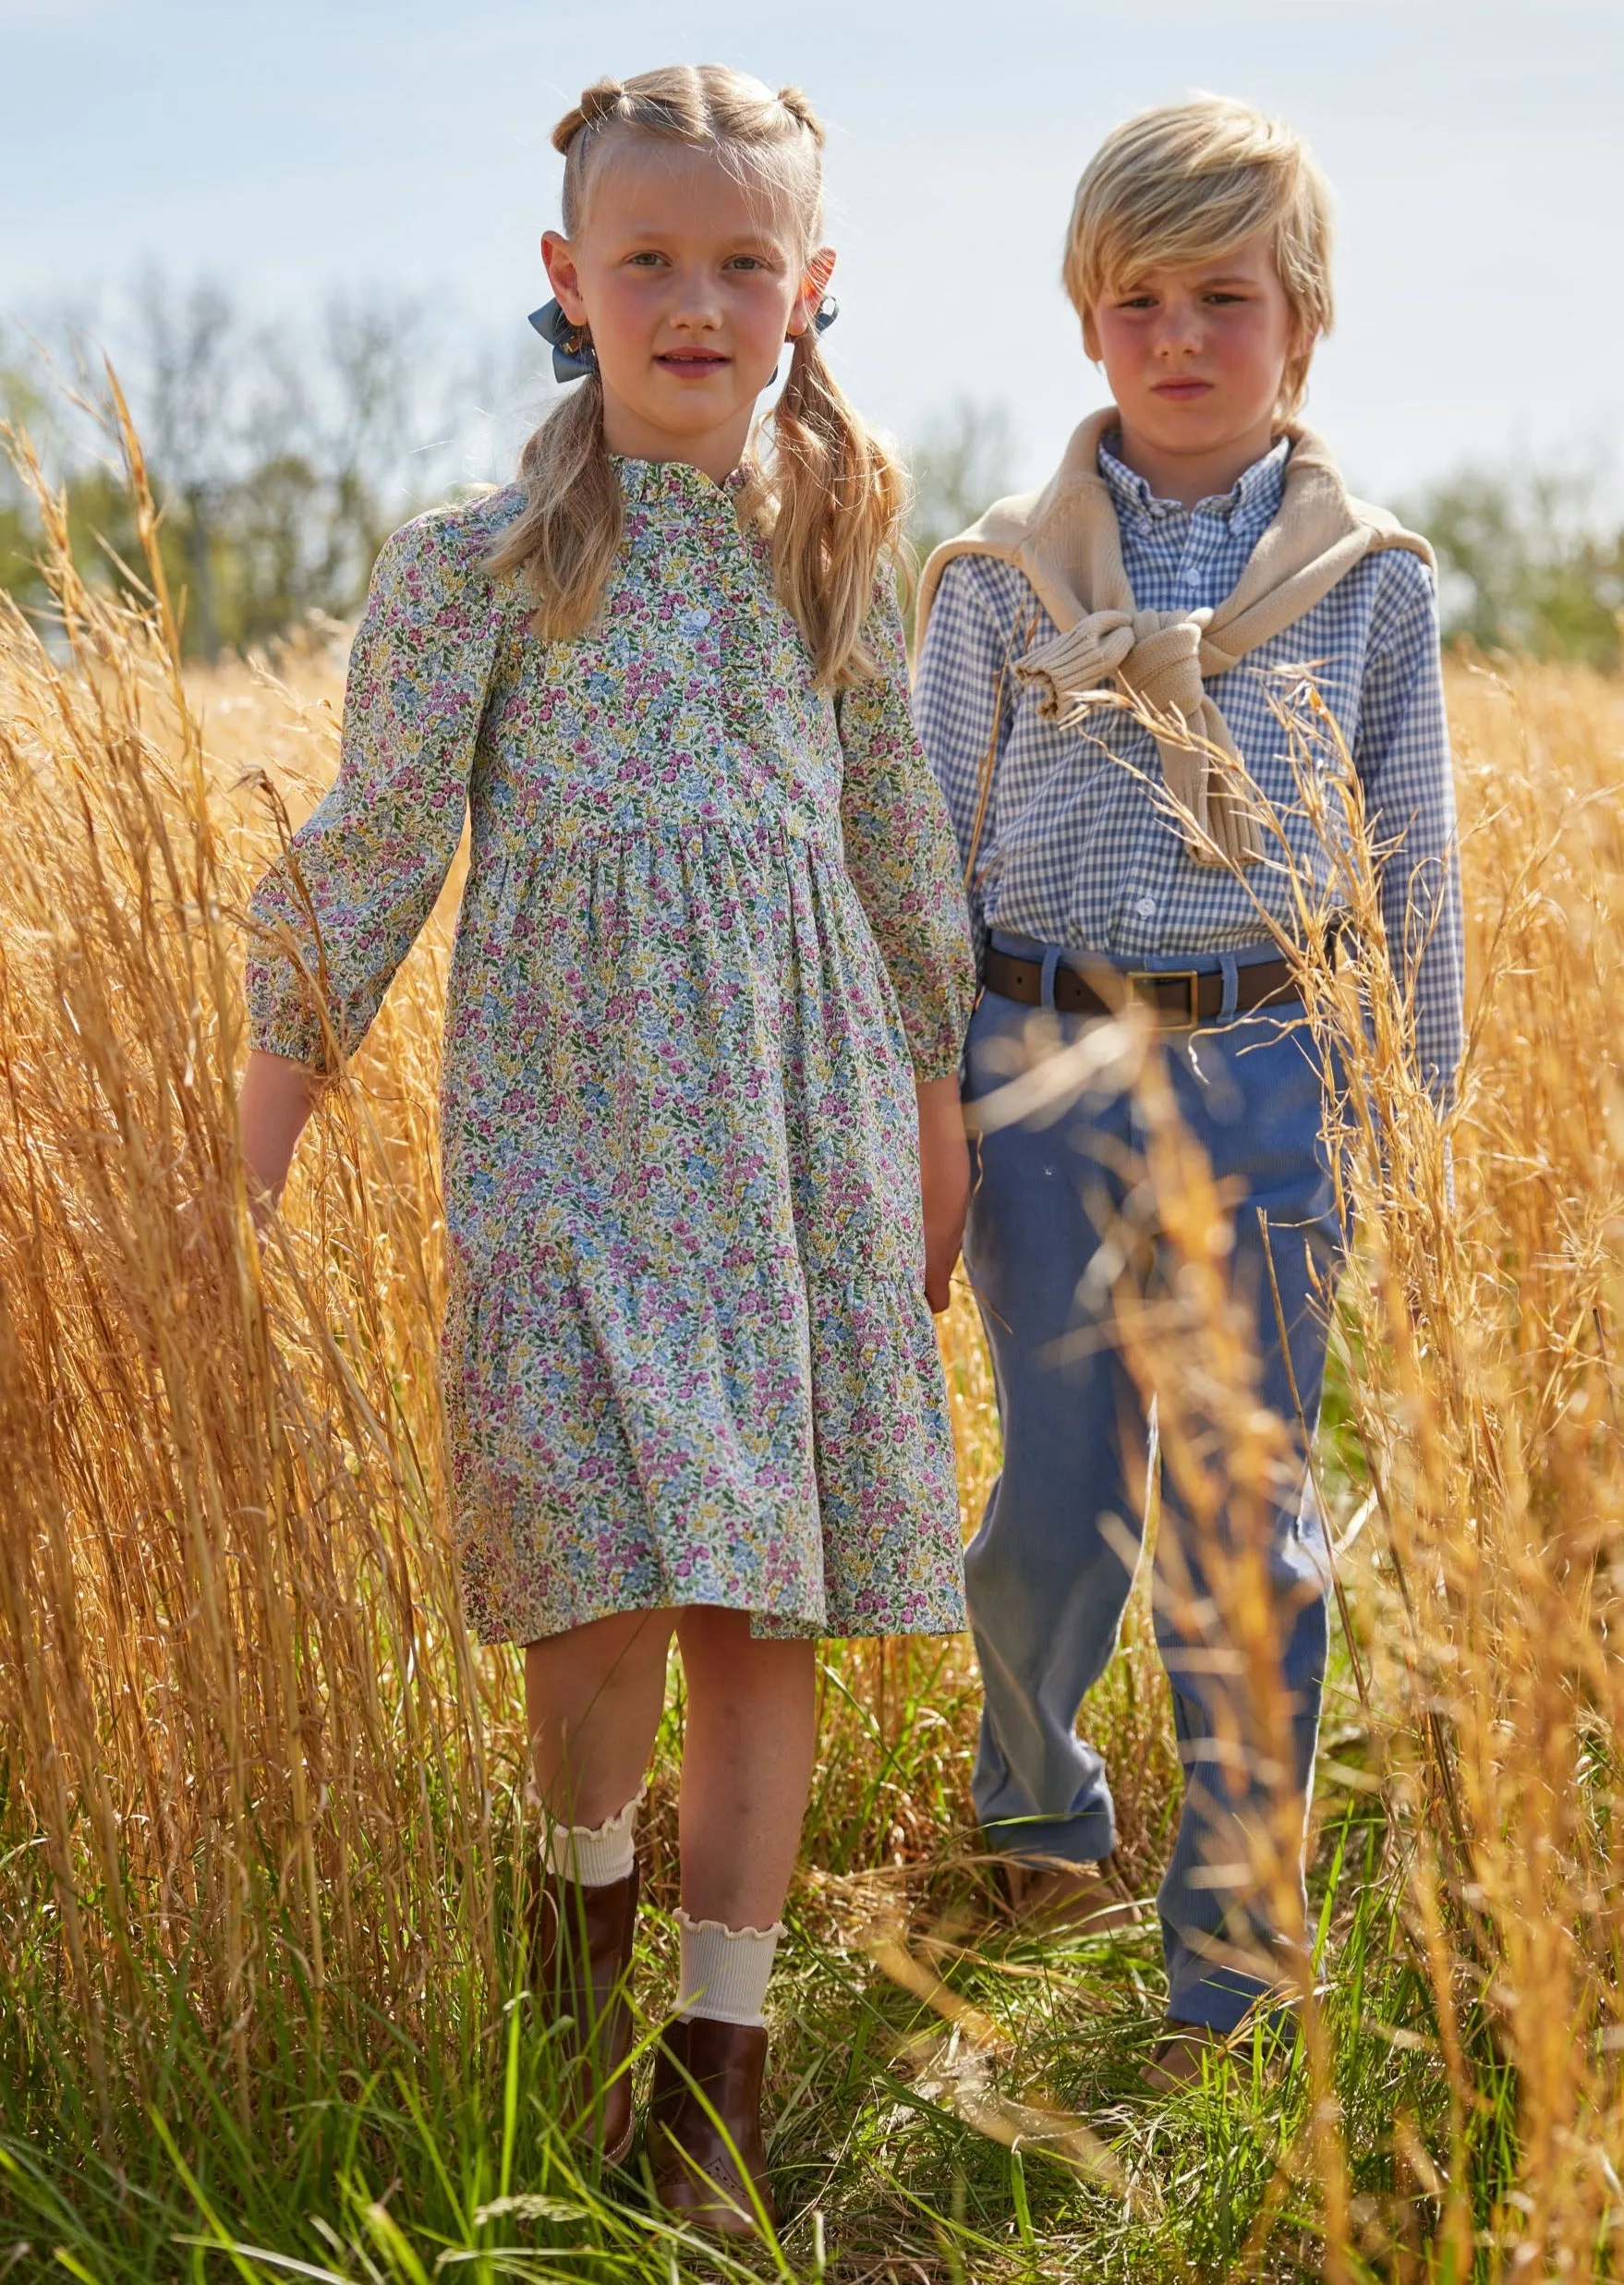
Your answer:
[543,137,836,481]
[1083,232,1306,476]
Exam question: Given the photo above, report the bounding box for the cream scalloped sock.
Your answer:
[542,1787,643,1888]
[675,1908,784,2027]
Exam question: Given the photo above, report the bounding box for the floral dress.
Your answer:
[248,457,977,1644]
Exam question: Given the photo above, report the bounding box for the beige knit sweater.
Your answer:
[915,407,1434,869]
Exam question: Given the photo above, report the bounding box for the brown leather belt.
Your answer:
[983,945,1300,1027]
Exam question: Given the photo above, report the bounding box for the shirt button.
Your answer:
[1135,894,1157,918]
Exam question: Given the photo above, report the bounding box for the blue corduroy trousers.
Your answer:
[962,971,1340,2031]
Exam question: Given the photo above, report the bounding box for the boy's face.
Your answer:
[1084,232,1305,466]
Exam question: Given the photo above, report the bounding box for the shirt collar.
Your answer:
[1097,431,1290,540]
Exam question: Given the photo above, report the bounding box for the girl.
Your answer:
[241,66,976,2237]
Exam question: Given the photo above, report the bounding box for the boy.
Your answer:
[913,97,1463,2085]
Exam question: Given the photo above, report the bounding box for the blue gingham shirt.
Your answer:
[914,434,1465,1101]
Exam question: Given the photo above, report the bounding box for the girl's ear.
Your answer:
[787,246,838,339]
[541,231,588,326]
[1080,305,1102,362]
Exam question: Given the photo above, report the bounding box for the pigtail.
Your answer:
[485,79,629,634]
[768,330,908,689]
[485,370,622,642]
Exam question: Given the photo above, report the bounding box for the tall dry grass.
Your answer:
[1133,647,1624,2275]
[0,422,496,2127]
[0,415,1621,2279]
[1337,653,1624,2271]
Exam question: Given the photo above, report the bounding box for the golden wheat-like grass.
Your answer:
[1,419,1621,2275]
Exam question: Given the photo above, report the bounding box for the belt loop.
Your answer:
[1218,951,1239,1020]
[1040,944,1061,1012]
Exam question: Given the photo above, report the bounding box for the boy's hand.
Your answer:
[915,1075,970,1314]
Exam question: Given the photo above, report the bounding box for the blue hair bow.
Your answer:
[770,296,838,385]
[528,299,597,383]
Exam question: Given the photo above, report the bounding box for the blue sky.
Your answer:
[4,0,1621,499]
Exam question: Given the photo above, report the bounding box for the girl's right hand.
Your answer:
[915,1075,971,1314]
[238,1049,323,1230]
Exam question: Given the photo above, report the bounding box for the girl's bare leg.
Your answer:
[525,1608,676,1826]
[673,1607,818,1927]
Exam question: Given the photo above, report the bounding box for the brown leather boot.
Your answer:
[647,2015,776,2238]
[1000,1854,1146,1936]
[530,1860,639,2165]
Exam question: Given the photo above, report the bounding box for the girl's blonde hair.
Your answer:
[489,64,905,687]
[1062,96,1335,419]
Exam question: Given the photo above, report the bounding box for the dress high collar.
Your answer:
[612,455,750,511]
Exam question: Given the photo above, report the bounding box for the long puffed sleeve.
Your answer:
[248,506,503,1070]
[835,572,977,1082]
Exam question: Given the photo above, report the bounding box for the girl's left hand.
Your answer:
[915,1075,970,1314]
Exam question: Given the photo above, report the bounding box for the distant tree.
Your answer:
[906,396,1018,567]
[135,275,238,656]
[0,359,49,600]
[0,351,159,630]
[1402,462,1624,672]
[1,275,537,656]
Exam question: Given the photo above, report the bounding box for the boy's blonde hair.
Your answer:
[1062,96,1334,419]
[489,64,906,688]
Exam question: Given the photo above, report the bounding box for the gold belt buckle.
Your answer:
[1127,967,1200,1027]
